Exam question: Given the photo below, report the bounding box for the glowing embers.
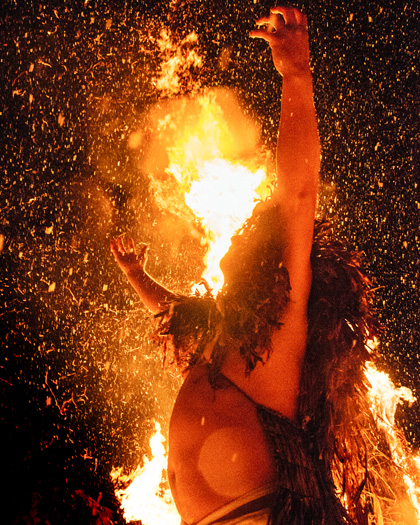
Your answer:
[155,30,202,96]
[133,88,271,293]
[111,422,180,524]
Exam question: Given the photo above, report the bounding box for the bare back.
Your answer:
[168,363,278,525]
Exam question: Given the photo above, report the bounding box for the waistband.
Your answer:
[184,482,277,525]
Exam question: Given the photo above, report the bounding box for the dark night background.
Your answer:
[1,0,419,523]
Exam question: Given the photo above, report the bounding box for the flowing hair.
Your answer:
[301,222,419,523]
[153,201,419,523]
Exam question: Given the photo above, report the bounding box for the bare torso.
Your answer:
[168,363,278,524]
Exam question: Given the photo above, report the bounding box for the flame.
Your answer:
[365,358,420,519]
[120,29,420,524]
[111,422,180,525]
[171,156,268,292]
[155,30,202,96]
[140,89,271,293]
[128,22,271,294]
[114,31,272,525]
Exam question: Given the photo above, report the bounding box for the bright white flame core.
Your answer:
[169,158,267,292]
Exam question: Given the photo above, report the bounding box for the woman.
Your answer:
[111,6,417,524]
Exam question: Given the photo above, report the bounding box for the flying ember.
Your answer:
[114,89,271,524]
[108,8,420,525]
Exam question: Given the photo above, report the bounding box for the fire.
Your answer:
[365,360,420,518]
[115,25,420,525]
[365,361,415,429]
[128,23,270,293]
[171,155,268,292]
[113,89,270,522]
[143,89,271,293]
[111,422,180,525]
[113,28,272,525]
[155,30,202,96]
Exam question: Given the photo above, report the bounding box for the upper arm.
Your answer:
[221,139,318,417]
[220,197,315,418]
[273,184,317,311]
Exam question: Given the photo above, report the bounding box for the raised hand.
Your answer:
[250,6,310,79]
[110,236,177,313]
[110,236,149,276]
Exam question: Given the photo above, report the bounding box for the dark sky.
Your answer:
[1,0,419,522]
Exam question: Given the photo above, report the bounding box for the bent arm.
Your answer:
[121,266,177,315]
[110,237,177,314]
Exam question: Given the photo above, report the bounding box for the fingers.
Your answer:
[294,10,307,27]
[137,243,149,262]
[254,12,285,34]
[255,15,276,27]
[138,243,148,255]
[110,238,118,254]
[127,237,135,252]
[110,236,149,264]
[110,238,124,261]
[270,6,307,28]
[250,6,306,42]
[110,236,135,255]
[249,28,275,42]
[117,236,126,253]
[120,236,134,254]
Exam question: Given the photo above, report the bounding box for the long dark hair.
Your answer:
[301,221,419,523]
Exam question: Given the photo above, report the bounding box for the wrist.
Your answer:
[125,264,146,279]
[281,72,315,103]
[281,69,313,83]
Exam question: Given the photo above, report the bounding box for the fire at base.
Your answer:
[111,422,180,524]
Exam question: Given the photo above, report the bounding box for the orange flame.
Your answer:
[139,89,271,293]
[166,96,270,292]
[155,30,202,96]
[113,29,272,524]
[170,156,268,292]
[115,23,420,524]
[365,356,420,519]
[111,422,180,524]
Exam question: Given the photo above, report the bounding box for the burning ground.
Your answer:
[1,0,419,523]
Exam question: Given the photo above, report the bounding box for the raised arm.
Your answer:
[221,7,319,417]
[251,5,319,311]
[110,237,177,315]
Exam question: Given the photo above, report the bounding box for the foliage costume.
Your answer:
[154,201,418,524]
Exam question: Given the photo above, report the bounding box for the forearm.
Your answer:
[111,237,178,314]
[276,73,320,205]
[123,266,178,315]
